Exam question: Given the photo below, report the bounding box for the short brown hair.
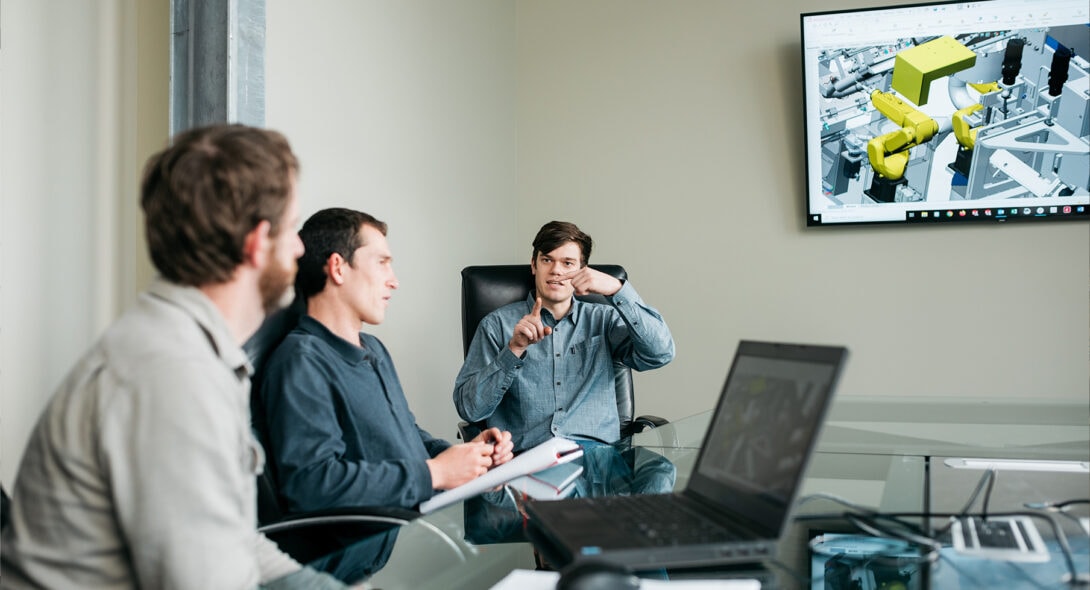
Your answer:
[532,221,592,266]
[140,124,299,286]
[295,208,388,301]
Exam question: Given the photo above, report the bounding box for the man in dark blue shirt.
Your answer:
[259,208,514,573]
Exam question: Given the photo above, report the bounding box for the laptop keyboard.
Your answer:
[584,494,740,546]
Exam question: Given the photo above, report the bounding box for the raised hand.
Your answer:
[508,296,552,356]
[426,442,495,490]
[560,266,623,297]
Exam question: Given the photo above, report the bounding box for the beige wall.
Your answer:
[3,0,1087,486]
[0,0,167,486]
[264,0,521,443]
[513,0,1090,423]
[267,0,1088,439]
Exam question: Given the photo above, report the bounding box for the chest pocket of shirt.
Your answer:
[568,335,606,376]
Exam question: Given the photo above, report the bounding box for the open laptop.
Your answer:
[524,340,848,570]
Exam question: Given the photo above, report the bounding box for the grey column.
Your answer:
[171,0,266,133]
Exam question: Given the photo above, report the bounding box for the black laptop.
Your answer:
[524,340,848,570]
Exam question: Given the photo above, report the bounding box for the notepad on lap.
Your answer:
[419,436,584,513]
[508,462,584,500]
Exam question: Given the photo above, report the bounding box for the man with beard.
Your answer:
[1,125,349,589]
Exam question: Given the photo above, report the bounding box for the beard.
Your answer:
[258,243,297,314]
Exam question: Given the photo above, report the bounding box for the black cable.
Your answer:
[798,489,1089,586]
[981,468,996,520]
[932,467,997,537]
[952,468,996,520]
[843,513,941,565]
[1025,498,1090,527]
[799,508,1087,587]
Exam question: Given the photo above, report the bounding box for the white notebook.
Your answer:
[419,436,583,513]
[507,461,584,500]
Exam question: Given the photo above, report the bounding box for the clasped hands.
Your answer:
[427,427,514,490]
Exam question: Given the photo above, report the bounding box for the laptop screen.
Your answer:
[687,341,847,536]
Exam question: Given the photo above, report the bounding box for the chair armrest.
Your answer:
[457,420,483,441]
[258,506,418,535]
[620,414,670,436]
[258,506,420,565]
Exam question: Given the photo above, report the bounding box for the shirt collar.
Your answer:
[146,277,252,377]
[526,291,583,325]
[296,315,370,365]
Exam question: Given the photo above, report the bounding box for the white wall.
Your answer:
[2,0,114,487]
[513,0,1090,422]
[265,0,520,440]
[0,0,166,487]
[267,0,1088,440]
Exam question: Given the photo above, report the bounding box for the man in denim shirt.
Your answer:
[454,221,675,454]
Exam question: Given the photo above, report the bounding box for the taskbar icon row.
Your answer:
[906,204,1088,222]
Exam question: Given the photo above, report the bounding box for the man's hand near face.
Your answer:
[560,266,623,297]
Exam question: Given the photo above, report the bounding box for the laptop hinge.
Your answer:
[680,490,770,538]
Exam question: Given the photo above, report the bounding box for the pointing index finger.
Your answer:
[531,296,543,317]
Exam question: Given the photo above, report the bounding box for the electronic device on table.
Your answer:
[525,340,848,571]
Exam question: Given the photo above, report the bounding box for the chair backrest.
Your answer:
[2,485,11,532]
[243,298,306,526]
[460,264,635,426]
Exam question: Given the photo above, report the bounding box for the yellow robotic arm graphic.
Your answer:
[951,82,1000,150]
[866,90,938,180]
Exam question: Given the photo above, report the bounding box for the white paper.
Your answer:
[419,436,583,513]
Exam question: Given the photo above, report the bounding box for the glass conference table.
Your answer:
[345,397,1089,590]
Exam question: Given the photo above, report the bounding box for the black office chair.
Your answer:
[457,264,667,441]
[2,485,11,532]
[244,301,420,565]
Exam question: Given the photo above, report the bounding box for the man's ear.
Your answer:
[242,220,272,268]
[326,252,347,286]
[530,255,537,275]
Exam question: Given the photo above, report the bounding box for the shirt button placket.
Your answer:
[552,328,562,421]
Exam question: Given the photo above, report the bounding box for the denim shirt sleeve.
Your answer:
[606,281,675,371]
[453,310,525,423]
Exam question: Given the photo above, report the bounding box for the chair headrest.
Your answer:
[459,264,627,356]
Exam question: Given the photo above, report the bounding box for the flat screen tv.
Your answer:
[801,0,1090,226]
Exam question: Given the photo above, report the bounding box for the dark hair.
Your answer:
[295,208,388,300]
[140,124,299,286]
[532,221,592,266]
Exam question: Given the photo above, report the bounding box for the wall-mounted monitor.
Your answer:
[801,0,1090,226]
